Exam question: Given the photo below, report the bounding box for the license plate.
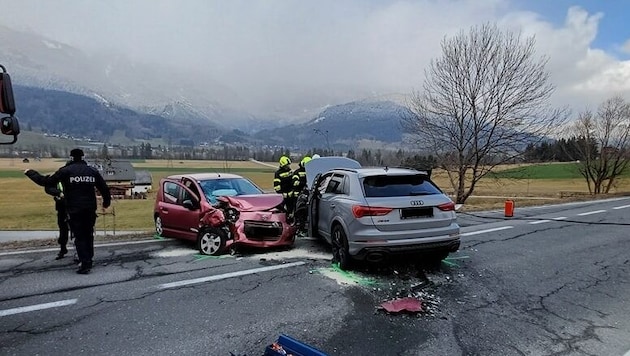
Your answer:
[400,207,433,219]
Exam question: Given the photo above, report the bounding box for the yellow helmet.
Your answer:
[279,156,291,167]
[300,156,312,167]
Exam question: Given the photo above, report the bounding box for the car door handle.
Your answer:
[330,203,335,209]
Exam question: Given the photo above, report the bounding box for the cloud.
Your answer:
[0,0,628,115]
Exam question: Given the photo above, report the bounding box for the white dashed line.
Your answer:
[158,261,306,289]
[461,226,513,236]
[552,217,568,220]
[577,210,606,216]
[0,239,168,257]
[0,299,77,317]
[613,204,630,210]
[529,220,551,225]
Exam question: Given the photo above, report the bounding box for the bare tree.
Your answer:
[571,97,630,194]
[402,23,566,204]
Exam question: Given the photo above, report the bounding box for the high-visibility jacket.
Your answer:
[292,166,307,196]
[273,166,293,198]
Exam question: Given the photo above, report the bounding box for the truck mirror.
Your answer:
[0,64,20,144]
[0,65,16,116]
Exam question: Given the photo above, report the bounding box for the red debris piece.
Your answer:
[380,297,424,313]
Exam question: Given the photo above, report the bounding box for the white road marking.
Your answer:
[577,210,606,216]
[461,226,513,236]
[0,299,77,317]
[158,261,306,289]
[552,217,568,220]
[0,239,169,257]
[529,220,551,225]
[613,204,630,210]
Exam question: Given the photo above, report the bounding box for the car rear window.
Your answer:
[362,174,441,197]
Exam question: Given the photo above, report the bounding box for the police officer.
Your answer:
[274,155,294,215]
[25,148,111,274]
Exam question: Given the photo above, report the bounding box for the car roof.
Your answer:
[330,167,430,178]
[165,173,245,181]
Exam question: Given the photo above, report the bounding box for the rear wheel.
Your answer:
[154,215,164,236]
[197,228,226,256]
[332,225,352,270]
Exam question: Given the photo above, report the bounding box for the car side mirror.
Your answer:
[0,65,19,144]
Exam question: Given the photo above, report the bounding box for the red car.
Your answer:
[154,173,297,255]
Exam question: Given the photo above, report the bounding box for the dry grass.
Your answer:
[3,158,629,230]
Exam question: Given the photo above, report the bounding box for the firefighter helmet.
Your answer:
[300,156,312,167]
[279,156,291,167]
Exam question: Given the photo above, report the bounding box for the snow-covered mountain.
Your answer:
[0,25,282,132]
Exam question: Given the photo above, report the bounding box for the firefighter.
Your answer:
[274,155,294,215]
[291,156,311,233]
[292,156,311,196]
[25,148,111,274]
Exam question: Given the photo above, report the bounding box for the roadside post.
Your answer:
[504,200,515,217]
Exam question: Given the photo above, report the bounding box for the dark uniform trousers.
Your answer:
[56,203,69,248]
[69,211,97,264]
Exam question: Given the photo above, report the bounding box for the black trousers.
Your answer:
[68,211,97,264]
[56,205,69,249]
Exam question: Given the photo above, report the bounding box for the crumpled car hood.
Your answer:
[219,194,284,211]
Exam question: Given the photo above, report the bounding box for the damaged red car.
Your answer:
[154,173,297,255]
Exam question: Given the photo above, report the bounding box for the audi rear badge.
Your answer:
[410,200,424,206]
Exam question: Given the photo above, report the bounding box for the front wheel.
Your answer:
[197,228,226,256]
[332,225,352,270]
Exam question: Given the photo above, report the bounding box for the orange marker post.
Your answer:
[504,200,514,217]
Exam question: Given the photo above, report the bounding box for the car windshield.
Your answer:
[362,174,441,197]
[198,178,263,204]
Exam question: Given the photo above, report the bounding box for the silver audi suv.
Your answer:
[305,157,460,270]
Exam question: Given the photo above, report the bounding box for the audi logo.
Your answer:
[410,200,424,206]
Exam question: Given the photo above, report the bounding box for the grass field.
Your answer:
[2,158,628,231]
[488,162,630,180]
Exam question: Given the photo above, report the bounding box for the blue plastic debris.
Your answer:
[264,334,328,356]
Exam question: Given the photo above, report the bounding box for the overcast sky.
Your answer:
[1,0,630,113]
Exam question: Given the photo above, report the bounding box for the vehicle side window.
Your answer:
[318,173,333,195]
[181,189,195,205]
[326,174,345,194]
[182,178,201,200]
[163,182,180,204]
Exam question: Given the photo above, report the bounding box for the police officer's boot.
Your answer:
[76,261,92,274]
[55,246,68,260]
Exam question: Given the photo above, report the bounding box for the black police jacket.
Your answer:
[26,160,111,215]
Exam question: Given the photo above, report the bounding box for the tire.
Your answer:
[332,224,352,270]
[154,215,164,236]
[197,228,226,256]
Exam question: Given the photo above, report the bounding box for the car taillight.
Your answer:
[352,205,393,218]
[437,202,455,211]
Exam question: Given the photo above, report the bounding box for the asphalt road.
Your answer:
[0,197,629,355]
